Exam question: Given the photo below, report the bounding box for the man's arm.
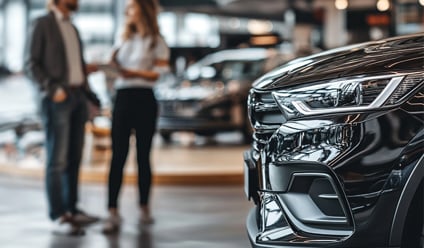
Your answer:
[24,18,59,97]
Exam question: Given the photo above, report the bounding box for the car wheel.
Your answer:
[160,132,172,143]
[194,131,216,137]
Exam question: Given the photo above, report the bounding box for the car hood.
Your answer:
[253,33,424,90]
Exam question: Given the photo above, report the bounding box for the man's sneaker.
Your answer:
[51,215,85,236]
[102,214,122,234]
[72,209,100,225]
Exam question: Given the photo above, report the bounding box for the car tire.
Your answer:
[160,132,172,143]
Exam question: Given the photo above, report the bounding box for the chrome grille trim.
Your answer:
[249,88,285,152]
[253,102,279,112]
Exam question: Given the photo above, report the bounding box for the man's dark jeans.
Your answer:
[41,89,88,220]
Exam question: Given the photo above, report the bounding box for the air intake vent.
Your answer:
[278,173,353,236]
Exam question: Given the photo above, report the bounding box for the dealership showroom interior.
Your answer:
[0,0,423,247]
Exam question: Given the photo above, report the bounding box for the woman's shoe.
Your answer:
[140,205,154,225]
[102,215,121,234]
[140,215,154,225]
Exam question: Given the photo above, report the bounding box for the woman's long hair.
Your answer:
[122,0,160,48]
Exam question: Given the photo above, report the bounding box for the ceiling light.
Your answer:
[335,0,348,10]
[377,0,390,11]
[247,20,273,35]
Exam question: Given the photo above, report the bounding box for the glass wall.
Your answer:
[0,0,4,67]
[3,0,26,72]
[28,0,117,64]
[0,0,118,72]
[75,0,116,63]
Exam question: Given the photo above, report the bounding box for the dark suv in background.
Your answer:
[244,33,423,247]
[155,48,289,142]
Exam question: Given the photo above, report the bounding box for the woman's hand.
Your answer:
[119,68,160,81]
[119,68,138,78]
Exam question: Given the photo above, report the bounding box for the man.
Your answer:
[25,0,100,235]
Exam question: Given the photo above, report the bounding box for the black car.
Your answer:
[155,48,289,142]
[244,33,424,248]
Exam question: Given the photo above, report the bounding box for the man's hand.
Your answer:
[52,88,67,102]
[86,64,99,74]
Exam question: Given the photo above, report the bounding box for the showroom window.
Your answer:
[0,0,4,66]
[3,0,26,72]
[158,12,220,48]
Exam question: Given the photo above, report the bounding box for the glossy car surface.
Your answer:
[155,48,289,142]
[244,33,424,248]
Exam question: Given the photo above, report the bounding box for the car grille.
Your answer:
[248,89,286,152]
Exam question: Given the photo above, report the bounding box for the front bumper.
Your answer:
[247,208,342,248]
[244,149,355,247]
[247,208,291,248]
[244,111,424,247]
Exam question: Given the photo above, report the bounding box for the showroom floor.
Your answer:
[0,174,252,248]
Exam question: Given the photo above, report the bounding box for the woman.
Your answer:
[103,0,169,233]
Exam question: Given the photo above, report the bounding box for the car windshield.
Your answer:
[185,59,264,83]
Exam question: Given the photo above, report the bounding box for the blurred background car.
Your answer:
[244,33,424,248]
[155,47,291,143]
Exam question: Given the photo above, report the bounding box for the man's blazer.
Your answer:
[25,11,89,98]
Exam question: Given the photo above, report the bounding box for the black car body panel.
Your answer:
[254,35,424,91]
[244,33,424,248]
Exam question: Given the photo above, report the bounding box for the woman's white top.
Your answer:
[114,34,170,89]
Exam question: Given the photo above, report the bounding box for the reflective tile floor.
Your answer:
[0,175,252,248]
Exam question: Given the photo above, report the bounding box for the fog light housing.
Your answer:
[256,172,355,245]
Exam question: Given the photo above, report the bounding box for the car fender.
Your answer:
[389,154,424,246]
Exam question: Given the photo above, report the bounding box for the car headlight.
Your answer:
[272,73,422,118]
